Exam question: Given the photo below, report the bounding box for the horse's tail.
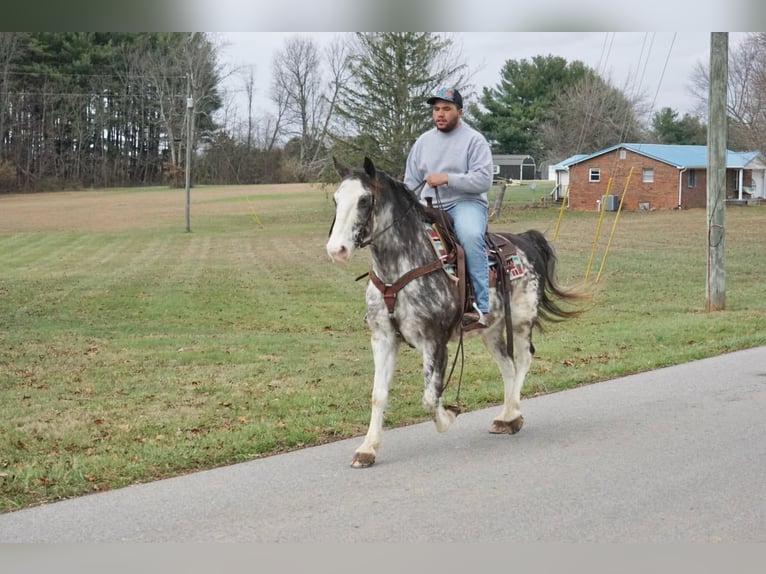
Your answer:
[504,229,589,330]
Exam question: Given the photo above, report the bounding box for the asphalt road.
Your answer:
[1,346,764,542]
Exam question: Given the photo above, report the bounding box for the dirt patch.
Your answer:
[0,183,322,232]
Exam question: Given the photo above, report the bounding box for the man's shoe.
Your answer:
[462,311,487,332]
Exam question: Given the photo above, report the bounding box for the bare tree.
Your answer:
[689,32,766,152]
[271,35,325,178]
[539,73,646,162]
[136,33,221,180]
[310,35,352,172]
[183,33,223,144]
[242,66,256,150]
[727,33,766,152]
[266,77,290,152]
[136,36,186,170]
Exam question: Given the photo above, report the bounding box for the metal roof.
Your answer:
[551,154,588,169]
[568,143,763,169]
[492,154,536,165]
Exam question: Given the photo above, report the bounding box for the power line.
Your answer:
[5,70,189,81]
[1,90,190,101]
[647,33,677,114]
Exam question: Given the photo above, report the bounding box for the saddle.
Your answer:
[423,204,522,356]
[365,202,523,353]
[423,205,522,314]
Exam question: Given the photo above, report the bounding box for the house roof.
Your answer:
[492,154,535,165]
[567,143,763,169]
[552,154,588,169]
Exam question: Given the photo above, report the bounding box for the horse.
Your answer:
[326,157,583,468]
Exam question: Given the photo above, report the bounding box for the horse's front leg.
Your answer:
[352,327,399,468]
[421,342,457,432]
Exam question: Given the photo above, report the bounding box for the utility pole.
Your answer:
[184,92,194,233]
[706,32,727,312]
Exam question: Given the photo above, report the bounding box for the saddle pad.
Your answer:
[425,224,459,282]
[426,223,526,285]
[507,254,526,279]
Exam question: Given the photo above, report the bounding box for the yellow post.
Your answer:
[585,178,613,280]
[248,199,264,227]
[596,167,634,282]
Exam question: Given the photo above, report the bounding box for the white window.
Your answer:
[619,149,626,160]
[687,169,696,187]
[642,168,654,183]
[589,168,600,182]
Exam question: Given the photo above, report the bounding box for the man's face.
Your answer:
[431,100,462,132]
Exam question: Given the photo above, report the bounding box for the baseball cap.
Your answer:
[427,87,463,109]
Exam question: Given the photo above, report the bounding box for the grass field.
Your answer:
[1,181,765,512]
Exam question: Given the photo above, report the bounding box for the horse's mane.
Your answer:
[375,168,427,220]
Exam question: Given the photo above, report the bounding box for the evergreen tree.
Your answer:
[468,55,593,158]
[650,107,706,145]
[0,32,222,190]
[331,33,468,178]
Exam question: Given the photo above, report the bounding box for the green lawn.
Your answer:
[1,183,764,511]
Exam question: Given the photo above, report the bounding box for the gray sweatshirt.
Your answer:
[404,120,494,210]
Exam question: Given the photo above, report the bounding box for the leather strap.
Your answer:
[369,259,444,316]
[487,234,514,358]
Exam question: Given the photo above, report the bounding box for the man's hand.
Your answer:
[426,172,449,187]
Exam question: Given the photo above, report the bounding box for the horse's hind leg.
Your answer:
[482,322,533,434]
[352,329,399,468]
[421,343,457,432]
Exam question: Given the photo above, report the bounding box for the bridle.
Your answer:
[328,177,427,249]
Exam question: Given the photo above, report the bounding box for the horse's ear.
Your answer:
[333,156,350,179]
[363,157,376,179]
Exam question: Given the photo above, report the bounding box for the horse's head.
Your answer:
[326,157,378,263]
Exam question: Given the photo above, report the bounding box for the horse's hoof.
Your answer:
[445,404,462,416]
[489,415,524,435]
[351,452,376,468]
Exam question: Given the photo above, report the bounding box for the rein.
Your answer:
[356,200,415,249]
[357,179,427,249]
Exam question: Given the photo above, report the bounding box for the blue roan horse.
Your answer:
[327,157,583,468]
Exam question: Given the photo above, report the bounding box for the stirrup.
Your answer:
[462,304,487,331]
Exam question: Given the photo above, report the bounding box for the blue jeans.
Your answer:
[446,200,489,314]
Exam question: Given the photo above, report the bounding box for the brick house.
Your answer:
[558,143,766,211]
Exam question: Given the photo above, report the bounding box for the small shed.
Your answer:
[492,154,536,182]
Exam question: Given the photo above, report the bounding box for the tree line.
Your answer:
[0,32,222,192]
[1,32,764,192]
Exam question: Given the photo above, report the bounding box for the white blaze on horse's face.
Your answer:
[326,177,370,263]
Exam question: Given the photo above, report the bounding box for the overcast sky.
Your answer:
[215,32,748,123]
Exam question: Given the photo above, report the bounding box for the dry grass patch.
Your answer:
[0,183,323,232]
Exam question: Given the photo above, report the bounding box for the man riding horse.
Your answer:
[404,87,494,331]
